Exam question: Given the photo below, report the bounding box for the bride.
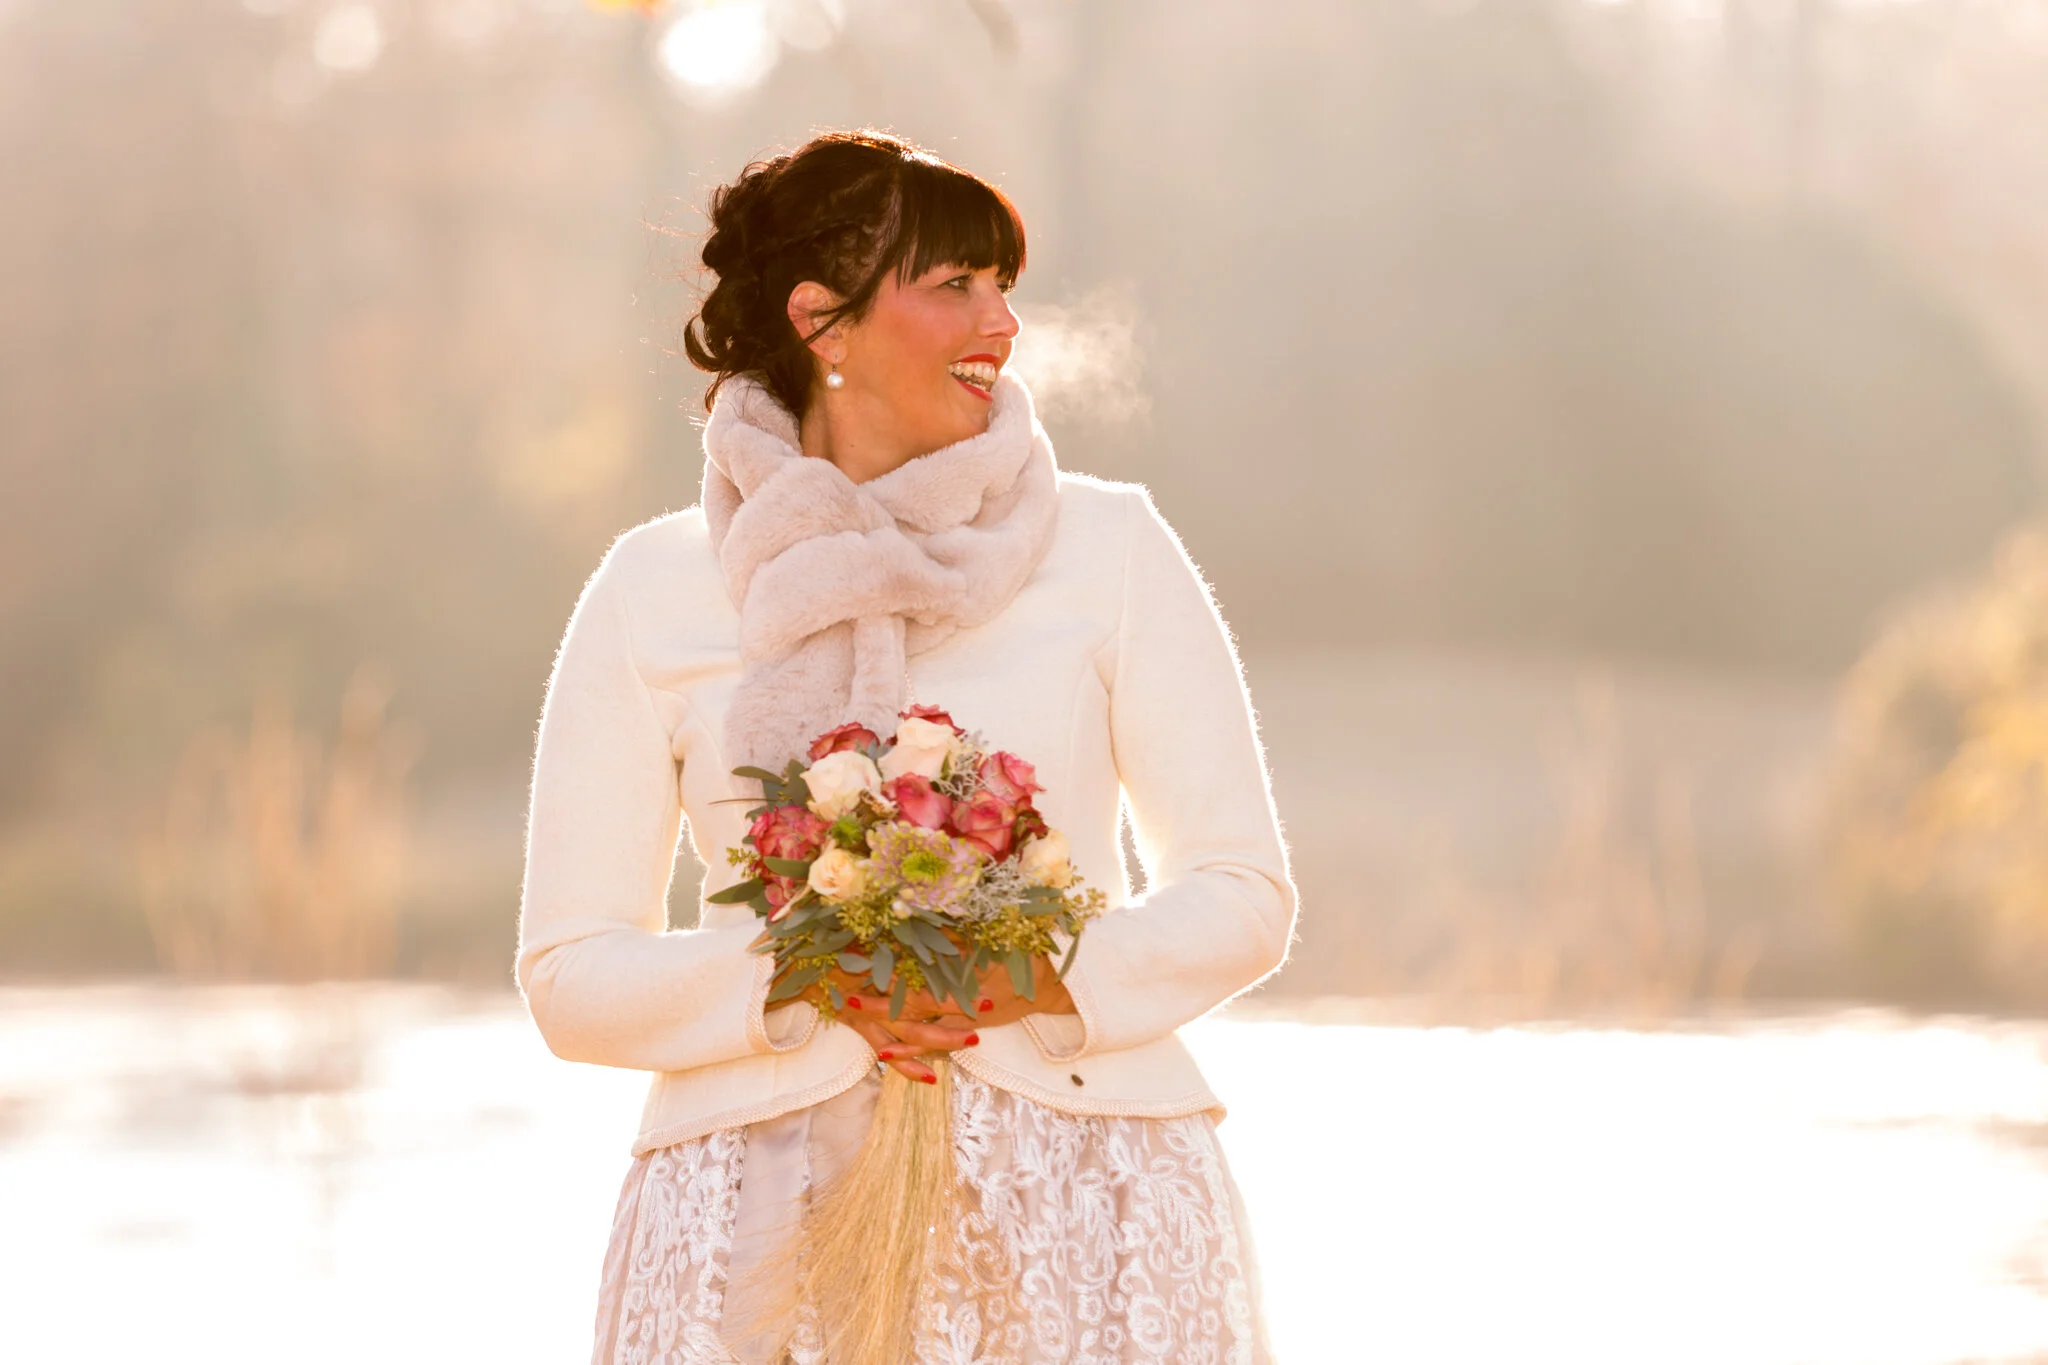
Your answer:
[516,127,1297,1364]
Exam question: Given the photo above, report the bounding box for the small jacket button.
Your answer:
[1070,1073,1084,1086]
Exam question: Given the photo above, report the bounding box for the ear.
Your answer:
[787,281,846,362]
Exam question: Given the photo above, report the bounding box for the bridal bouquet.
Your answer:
[713,705,1106,1365]
[715,704,1106,1023]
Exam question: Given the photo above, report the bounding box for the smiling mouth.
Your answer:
[947,357,998,399]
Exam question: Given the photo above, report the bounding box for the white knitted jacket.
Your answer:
[514,471,1298,1157]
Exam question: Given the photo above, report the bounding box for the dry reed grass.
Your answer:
[137,665,415,1105]
[138,663,414,984]
[1385,673,1764,1028]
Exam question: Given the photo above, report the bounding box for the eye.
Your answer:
[944,273,973,291]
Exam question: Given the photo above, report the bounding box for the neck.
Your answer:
[798,388,924,485]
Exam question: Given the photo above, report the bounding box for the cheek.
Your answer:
[885,298,970,369]
[859,293,983,431]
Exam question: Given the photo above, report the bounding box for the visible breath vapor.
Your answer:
[1009,283,1151,426]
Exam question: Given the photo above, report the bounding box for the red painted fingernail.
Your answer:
[977,999,993,1013]
[846,997,863,1010]
[964,1033,980,1046]
[920,1072,937,1084]
[876,1048,895,1060]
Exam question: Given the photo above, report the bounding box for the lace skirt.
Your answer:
[591,1063,1275,1365]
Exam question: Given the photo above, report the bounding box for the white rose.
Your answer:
[1018,829,1075,888]
[802,749,883,821]
[807,846,869,900]
[878,717,959,782]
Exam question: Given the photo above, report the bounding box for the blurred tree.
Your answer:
[1825,522,2048,1010]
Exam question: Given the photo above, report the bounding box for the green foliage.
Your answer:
[706,877,763,905]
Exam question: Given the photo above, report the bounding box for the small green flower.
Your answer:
[901,849,949,879]
[866,821,982,916]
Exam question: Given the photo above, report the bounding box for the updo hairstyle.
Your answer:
[683,129,1028,419]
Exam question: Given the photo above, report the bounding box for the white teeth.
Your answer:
[947,361,997,389]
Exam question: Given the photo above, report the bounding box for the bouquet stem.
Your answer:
[790,1055,967,1365]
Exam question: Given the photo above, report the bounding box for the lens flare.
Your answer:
[656,0,779,105]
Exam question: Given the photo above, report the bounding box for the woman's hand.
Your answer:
[796,953,1077,1084]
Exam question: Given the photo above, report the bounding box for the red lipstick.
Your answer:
[951,353,1001,403]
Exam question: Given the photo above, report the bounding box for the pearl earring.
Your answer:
[825,363,845,391]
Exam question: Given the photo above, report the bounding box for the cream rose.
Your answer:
[802,749,884,821]
[1018,829,1075,888]
[807,845,869,900]
[878,717,960,782]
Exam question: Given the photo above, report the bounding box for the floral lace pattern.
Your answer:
[590,1068,1273,1365]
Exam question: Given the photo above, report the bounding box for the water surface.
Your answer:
[2,985,2043,1363]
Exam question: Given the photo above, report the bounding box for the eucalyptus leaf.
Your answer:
[889,970,909,1019]
[732,766,784,783]
[706,878,763,905]
[870,942,895,993]
[766,963,823,1003]
[1058,932,1080,979]
[836,952,870,974]
[827,982,844,1010]
[944,960,979,1013]
[929,960,964,1013]
[762,856,814,878]
[1007,949,1036,1001]
[893,923,934,964]
[904,920,960,957]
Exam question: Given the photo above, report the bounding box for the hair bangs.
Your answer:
[888,158,1027,291]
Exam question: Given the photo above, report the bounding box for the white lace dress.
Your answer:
[590,1063,1276,1365]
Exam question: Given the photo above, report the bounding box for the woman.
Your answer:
[515,129,1297,1365]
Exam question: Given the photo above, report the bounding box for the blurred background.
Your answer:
[7,1,2048,1361]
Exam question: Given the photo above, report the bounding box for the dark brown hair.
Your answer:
[683,129,1028,419]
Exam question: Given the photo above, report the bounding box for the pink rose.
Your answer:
[882,773,953,830]
[807,722,879,763]
[751,803,828,863]
[750,804,828,920]
[951,789,1019,861]
[978,751,1043,807]
[899,703,964,735]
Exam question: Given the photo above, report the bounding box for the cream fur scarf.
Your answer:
[699,370,1061,775]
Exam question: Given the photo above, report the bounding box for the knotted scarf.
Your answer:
[700,369,1061,775]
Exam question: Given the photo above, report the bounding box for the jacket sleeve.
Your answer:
[513,538,818,1072]
[1021,486,1298,1063]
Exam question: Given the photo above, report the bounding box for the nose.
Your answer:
[982,282,1020,341]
